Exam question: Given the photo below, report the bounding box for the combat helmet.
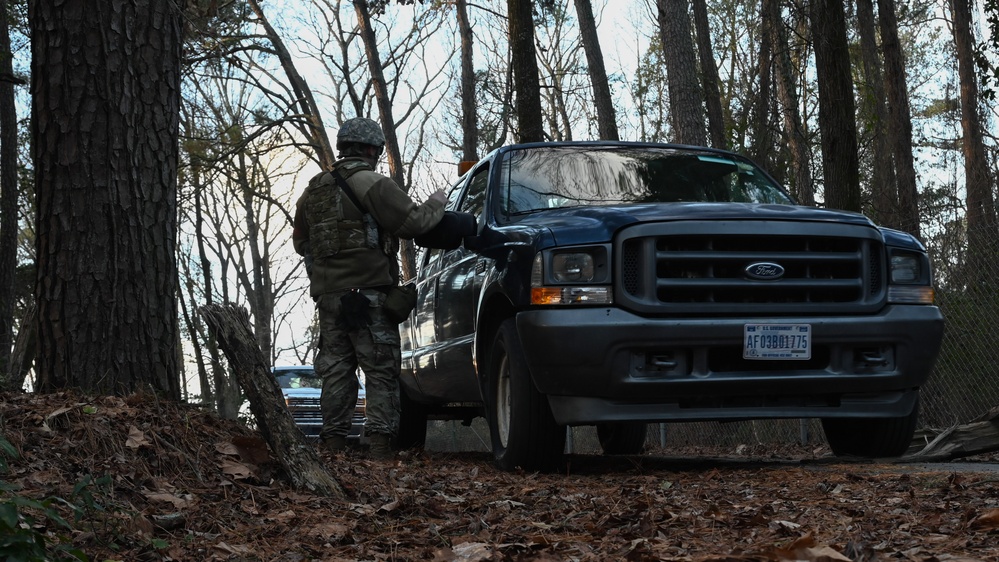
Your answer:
[337,117,385,149]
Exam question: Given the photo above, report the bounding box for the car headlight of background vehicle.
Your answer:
[531,245,613,305]
[887,248,935,304]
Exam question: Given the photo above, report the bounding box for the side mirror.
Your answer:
[414,211,477,250]
[462,234,484,253]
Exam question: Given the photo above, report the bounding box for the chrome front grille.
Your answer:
[617,221,886,315]
[285,395,366,434]
[286,397,322,424]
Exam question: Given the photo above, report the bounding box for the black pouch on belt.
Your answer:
[337,291,372,330]
[382,283,418,324]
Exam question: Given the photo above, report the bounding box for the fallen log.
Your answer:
[902,406,999,462]
[199,303,343,498]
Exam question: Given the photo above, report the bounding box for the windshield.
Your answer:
[274,368,321,389]
[498,146,793,215]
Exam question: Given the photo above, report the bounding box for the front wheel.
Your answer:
[487,319,565,472]
[821,395,919,458]
[597,422,648,455]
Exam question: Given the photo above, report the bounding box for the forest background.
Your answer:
[0,0,997,447]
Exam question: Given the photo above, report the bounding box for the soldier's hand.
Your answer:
[429,190,447,204]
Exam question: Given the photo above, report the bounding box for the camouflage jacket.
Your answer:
[292,158,445,297]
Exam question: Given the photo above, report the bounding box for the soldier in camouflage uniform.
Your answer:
[292,117,446,459]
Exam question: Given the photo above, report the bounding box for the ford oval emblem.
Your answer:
[745,262,785,280]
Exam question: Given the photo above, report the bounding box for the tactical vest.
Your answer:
[304,160,380,260]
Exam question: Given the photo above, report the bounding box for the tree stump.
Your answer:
[903,407,999,462]
[199,303,343,498]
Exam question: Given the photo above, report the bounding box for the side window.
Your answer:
[446,180,463,211]
[460,168,488,221]
[423,177,466,271]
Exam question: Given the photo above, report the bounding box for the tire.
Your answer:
[597,422,648,455]
[487,319,565,472]
[394,389,428,450]
[821,396,920,458]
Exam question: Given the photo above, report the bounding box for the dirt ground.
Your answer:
[2,391,999,561]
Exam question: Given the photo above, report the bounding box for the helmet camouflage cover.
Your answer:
[337,117,385,148]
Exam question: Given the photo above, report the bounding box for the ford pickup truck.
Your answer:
[398,141,944,472]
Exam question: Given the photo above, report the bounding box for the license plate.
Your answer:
[743,323,811,360]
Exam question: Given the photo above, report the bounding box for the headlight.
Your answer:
[890,254,919,283]
[531,248,613,305]
[888,250,934,304]
[552,253,594,282]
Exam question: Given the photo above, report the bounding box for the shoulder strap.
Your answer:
[329,170,367,214]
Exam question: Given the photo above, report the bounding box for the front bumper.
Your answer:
[515,305,944,425]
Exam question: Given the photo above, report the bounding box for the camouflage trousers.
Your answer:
[315,288,401,440]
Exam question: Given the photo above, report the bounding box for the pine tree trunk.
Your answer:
[877,0,921,238]
[574,0,619,141]
[0,0,20,385]
[750,1,775,168]
[32,0,183,397]
[766,0,814,205]
[808,0,861,212]
[507,0,545,142]
[948,0,998,294]
[457,0,479,161]
[4,303,35,392]
[856,0,899,230]
[657,0,706,146]
[691,0,725,149]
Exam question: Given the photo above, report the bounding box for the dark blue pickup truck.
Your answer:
[399,141,944,472]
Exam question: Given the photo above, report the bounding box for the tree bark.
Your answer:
[877,0,920,238]
[199,303,344,498]
[948,0,999,293]
[856,0,899,230]
[4,302,35,392]
[32,0,183,397]
[0,0,18,385]
[691,0,725,149]
[657,0,707,146]
[766,0,814,206]
[750,0,775,167]
[808,0,861,212]
[507,0,545,142]
[457,0,479,161]
[573,0,618,141]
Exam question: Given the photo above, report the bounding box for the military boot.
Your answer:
[321,435,348,453]
[368,433,393,460]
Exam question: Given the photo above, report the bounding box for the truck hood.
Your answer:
[516,202,878,246]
